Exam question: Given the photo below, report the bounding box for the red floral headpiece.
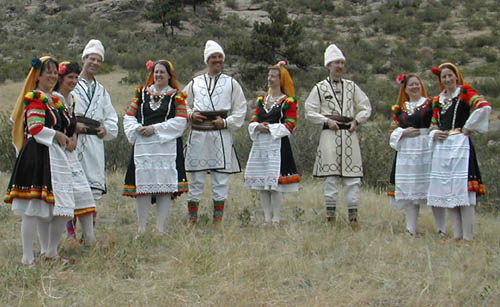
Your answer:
[431,67,441,76]
[277,60,287,67]
[145,60,154,71]
[395,73,406,85]
[58,63,67,75]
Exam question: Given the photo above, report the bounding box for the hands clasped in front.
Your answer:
[402,127,421,138]
[327,118,358,132]
[136,125,155,137]
[76,122,107,139]
[257,122,270,133]
[192,111,225,130]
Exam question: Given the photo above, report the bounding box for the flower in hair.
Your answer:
[431,67,441,76]
[395,74,406,85]
[58,63,67,75]
[146,60,154,71]
[277,60,287,67]
[30,58,42,70]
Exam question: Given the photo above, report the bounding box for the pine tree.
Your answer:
[143,0,186,37]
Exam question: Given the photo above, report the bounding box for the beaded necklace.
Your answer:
[404,97,428,116]
[439,87,461,129]
[264,94,285,112]
[146,84,173,111]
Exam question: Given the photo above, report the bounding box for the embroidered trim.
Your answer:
[135,184,179,194]
[428,196,471,207]
[53,206,74,217]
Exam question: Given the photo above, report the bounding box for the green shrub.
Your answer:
[417,1,450,22]
[468,34,497,48]
[484,50,498,63]
[289,107,322,175]
[360,121,392,191]
[120,70,148,85]
[472,131,500,212]
[378,12,407,34]
[224,0,238,10]
[0,60,29,82]
[359,78,397,119]
[331,2,352,17]
[466,16,486,30]
[105,115,131,171]
[0,112,16,172]
[474,78,500,99]
[468,63,500,77]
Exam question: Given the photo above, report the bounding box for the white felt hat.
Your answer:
[324,44,345,67]
[82,39,105,61]
[204,40,225,64]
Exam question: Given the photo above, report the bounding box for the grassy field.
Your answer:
[1,171,499,306]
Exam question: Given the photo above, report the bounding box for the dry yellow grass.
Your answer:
[1,172,499,306]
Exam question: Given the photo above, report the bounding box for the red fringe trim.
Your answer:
[4,186,54,204]
[468,180,486,195]
[387,184,395,197]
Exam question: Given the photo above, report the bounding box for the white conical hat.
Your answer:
[82,39,105,61]
[324,44,345,67]
[204,40,225,64]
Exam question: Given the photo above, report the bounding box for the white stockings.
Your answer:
[431,206,447,235]
[38,216,70,258]
[79,213,95,245]
[448,206,475,241]
[404,204,420,235]
[21,215,38,265]
[260,190,283,223]
[136,195,172,234]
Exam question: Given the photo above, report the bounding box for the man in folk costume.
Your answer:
[70,39,118,240]
[183,40,247,223]
[305,44,372,225]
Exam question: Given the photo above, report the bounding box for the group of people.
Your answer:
[4,40,118,265]
[388,63,491,241]
[3,38,491,266]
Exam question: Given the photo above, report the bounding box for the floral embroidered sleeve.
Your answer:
[389,104,401,134]
[429,96,441,130]
[174,91,189,119]
[461,84,492,133]
[123,86,143,144]
[282,96,298,132]
[460,84,491,109]
[251,95,264,123]
[125,85,143,117]
[24,91,49,136]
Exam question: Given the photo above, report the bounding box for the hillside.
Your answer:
[1,0,499,103]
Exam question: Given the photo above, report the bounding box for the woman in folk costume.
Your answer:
[4,56,76,265]
[244,61,300,225]
[387,73,446,236]
[123,60,189,234]
[428,62,491,241]
[53,62,96,246]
